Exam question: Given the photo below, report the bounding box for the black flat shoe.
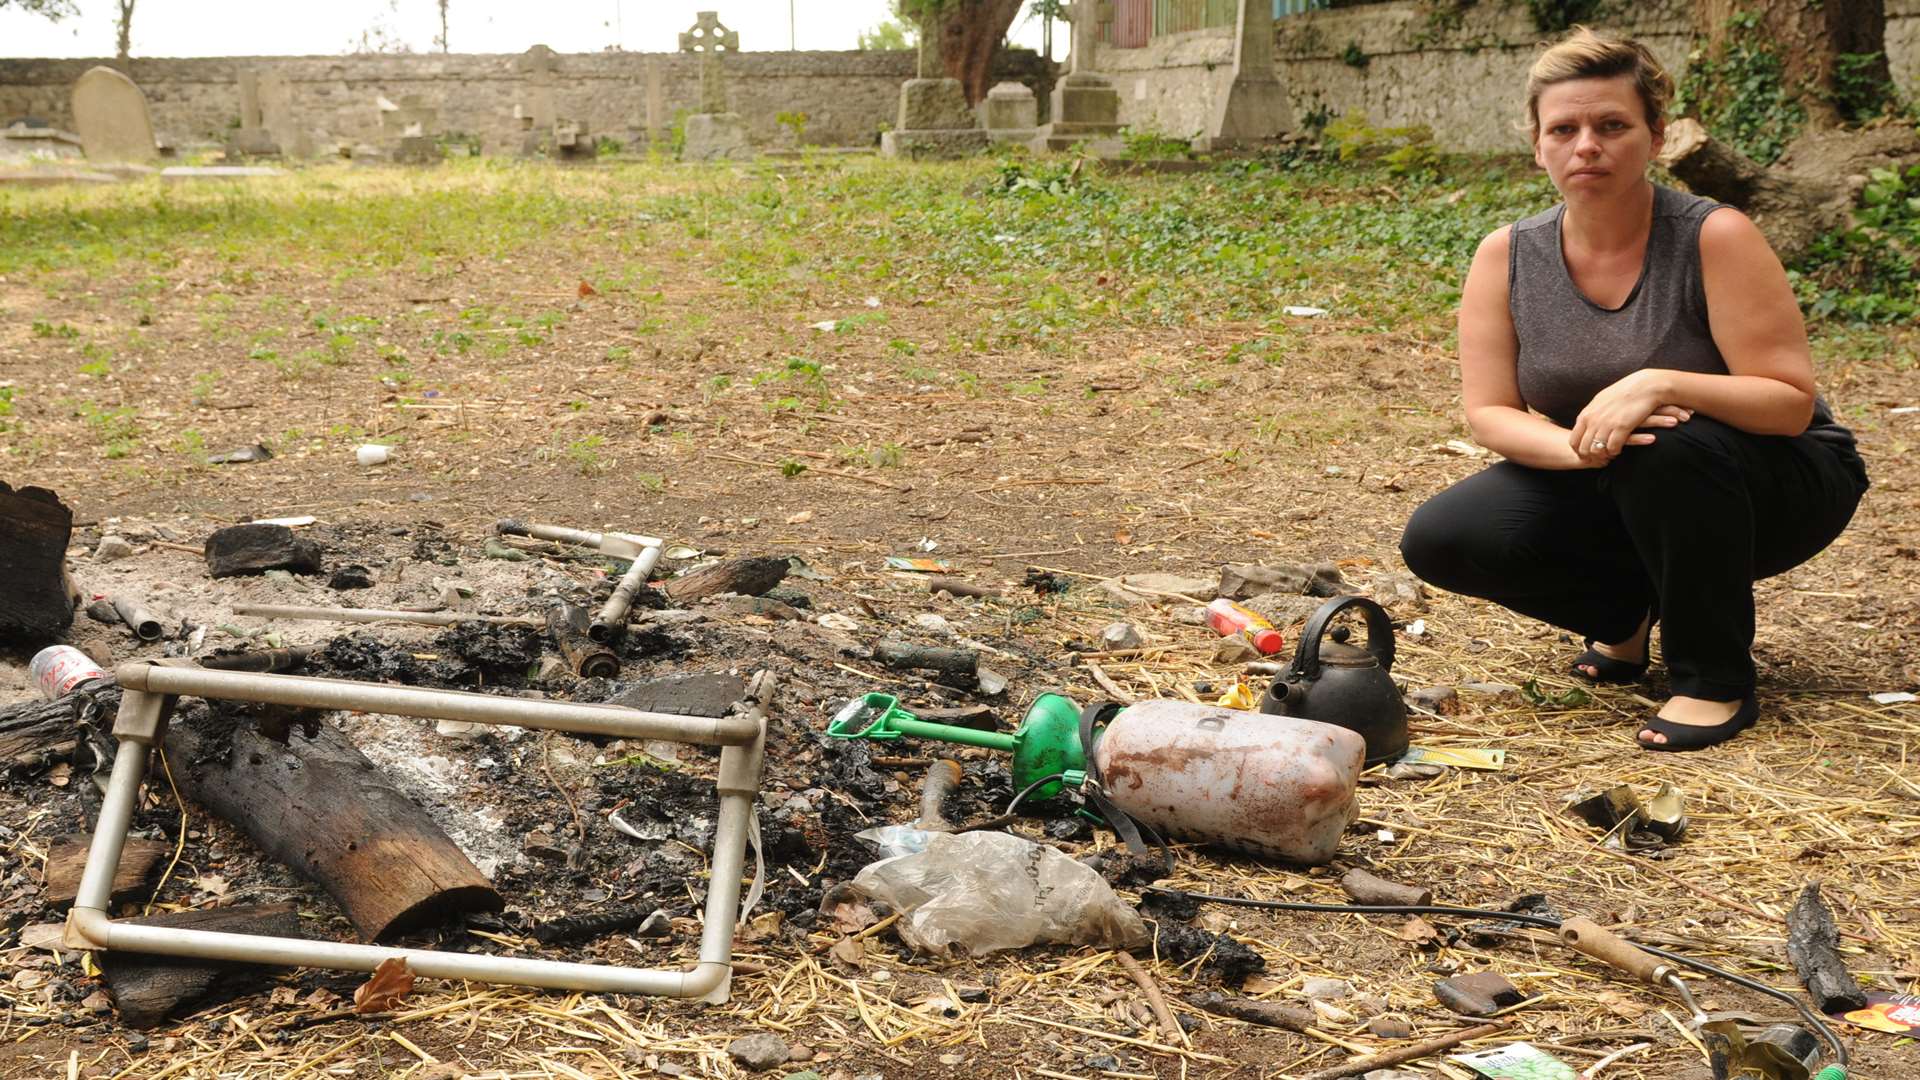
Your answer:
[1637,696,1758,752]
[1570,639,1651,684]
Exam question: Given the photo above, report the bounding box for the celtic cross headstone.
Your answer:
[679,12,739,115]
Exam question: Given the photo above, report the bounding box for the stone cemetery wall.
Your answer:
[1105,0,1920,150]
[0,49,1054,153]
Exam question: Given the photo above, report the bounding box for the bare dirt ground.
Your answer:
[0,158,1915,1080]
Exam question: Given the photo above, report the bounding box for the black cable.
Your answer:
[1005,771,1068,817]
[1143,886,1849,1070]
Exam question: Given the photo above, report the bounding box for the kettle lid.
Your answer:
[1316,640,1377,666]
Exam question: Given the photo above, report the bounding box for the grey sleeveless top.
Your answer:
[1509,184,1854,451]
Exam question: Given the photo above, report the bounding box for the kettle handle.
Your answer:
[1287,595,1396,680]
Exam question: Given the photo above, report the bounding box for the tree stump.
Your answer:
[0,684,114,770]
[0,481,75,644]
[165,708,502,941]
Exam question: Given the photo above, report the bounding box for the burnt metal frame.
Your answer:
[64,661,769,1002]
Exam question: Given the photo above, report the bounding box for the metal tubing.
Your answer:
[71,723,154,914]
[66,674,772,1001]
[111,596,165,641]
[233,603,543,629]
[591,543,663,643]
[497,521,663,560]
[114,663,759,746]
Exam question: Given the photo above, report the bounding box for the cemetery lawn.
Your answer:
[0,155,1915,1079]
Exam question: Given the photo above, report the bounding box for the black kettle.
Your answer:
[1259,595,1408,766]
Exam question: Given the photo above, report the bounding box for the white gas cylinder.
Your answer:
[1089,699,1366,864]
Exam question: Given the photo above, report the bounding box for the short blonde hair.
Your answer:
[1525,26,1674,139]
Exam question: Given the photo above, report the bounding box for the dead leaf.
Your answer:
[352,957,415,1014]
[193,874,231,899]
[577,280,597,298]
[822,896,877,934]
[785,509,814,525]
[268,986,301,1006]
[47,763,70,787]
[828,936,865,967]
[1397,916,1439,944]
[739,910,784,943]
[300,987,340,1010]
[1114,527,1132,545]
[1594,990,1650,1020]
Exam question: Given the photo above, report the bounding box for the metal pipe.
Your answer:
[111,595,165,641]
[66,673,772,1000]
[591,543,663,643]
[114,663,759,746]
[495,519,662,560]
[71,723,153,915]
[233,604,543,629]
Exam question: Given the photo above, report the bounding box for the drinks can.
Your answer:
[28,645,108,700]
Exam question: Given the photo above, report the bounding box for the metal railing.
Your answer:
[64,661,771,1002]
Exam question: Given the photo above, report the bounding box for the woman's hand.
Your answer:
[1569,370,1692,466]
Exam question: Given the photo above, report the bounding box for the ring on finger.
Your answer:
[1591,438,1607,451]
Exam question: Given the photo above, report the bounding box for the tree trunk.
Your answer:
[934,0,1027,106]
[115,0,134,60]
[165,708,502,941]
[1692,0,1889,129]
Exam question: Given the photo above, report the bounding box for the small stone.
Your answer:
[1084,1054,1120,1071]
[1367,1016,1415,1039]
[80,990,113,1014]
[522,832,568,862]
[954,983,989,1003]
[975,666,1008,696]
[435,719,486,741]
[1212,635,1261,663]
[787,1043,816,1062]
[328,564,375,590]
[94,535,135,561]
[633,910,672,938]
[204,524,323,578]
[913,613,953,634]
[937,1052,966,1066]
[1302,977,1353,1001]
[726,1032,792,1072]
[1100,622,1143,649]
[124,1032,148,1052]
[1408,686,1459,714]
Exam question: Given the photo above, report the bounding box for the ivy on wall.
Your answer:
[1674,12,1805,166]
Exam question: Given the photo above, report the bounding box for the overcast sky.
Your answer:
[0,1,1057,58]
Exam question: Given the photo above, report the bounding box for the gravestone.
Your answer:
[880,13,987,159]
[258,71,311,159]
[0,121,84,164]
[70,66,158,164]
[515,44,559,156]
[677,13,751,162]
[1200,0,1293,150]
[1036,0,1122,151]
[983,82,1038,145]
[379,93,442,164]
[230,70,281,158]
[645,58,665,147]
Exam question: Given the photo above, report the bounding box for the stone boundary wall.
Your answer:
[1269,0,1920,153]
[0,49,1055,153]
[1102,0,1920,151]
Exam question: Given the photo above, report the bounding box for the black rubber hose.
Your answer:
[1142,886,1849,1070]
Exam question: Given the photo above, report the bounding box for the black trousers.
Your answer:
[1399,416,1868,701]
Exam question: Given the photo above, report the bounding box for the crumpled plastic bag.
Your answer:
[849,830,1148,957]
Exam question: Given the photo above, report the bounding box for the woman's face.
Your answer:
[1532,75,1663,199]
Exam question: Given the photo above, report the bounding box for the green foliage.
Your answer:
[1322,112,1445,177]
[1675,14,1804,167]
[752,356,834,411]
[984,157,1084,197]
[856,19,912,51]
[1120,130,1195,162]
[776,111,811,145]
[1793,165,1920,324]
[74,401,138,458]
[31,319,79,339]
[1339,41,1368,69]
[1527,0,1603,34]
[1830,53,1897,125]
